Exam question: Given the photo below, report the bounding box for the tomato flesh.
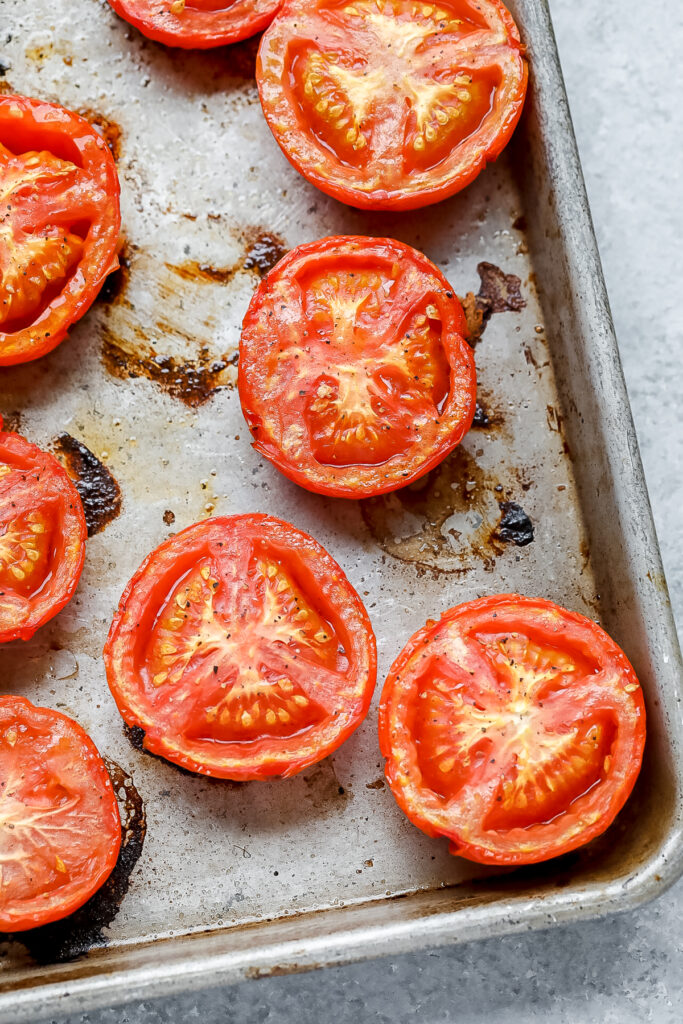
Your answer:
[379,595,646,865]
[104,515,377,779]
[0,423,87,643]
[0,697,121,932]
[0,95,121,365]
[239,236,475,498]
[257,0,528,209]
[106,0,282,48]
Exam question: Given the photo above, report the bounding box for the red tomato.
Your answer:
[379,595,646,865]
[257,0,527,210]
[104,514,377,780]
[0,421,87,643]
[239,236,475,498]
[0,95,121,366]
[0,696,121,932]
[106,0,282,48]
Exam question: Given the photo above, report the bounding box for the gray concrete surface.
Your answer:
[49,1,683,1021]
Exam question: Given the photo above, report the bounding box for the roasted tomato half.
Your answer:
[379,595,646,865]
[107,0,282,48]
[0,94,120,366]
[0,421,87,643]
[239,236,475,498]
[0,696,121,932]
[257,0,527,210]
[104,514,377,780]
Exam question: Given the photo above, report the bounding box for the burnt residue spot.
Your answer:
[77,108,123,161]
[123,723,194,779]
[478,262,526,314]
[53,433,122,537]
[460,292,486,343]
[163,509,176,526]
[459,262,526,345]
[471,402,490,428]
[470,395,504,430]
[365,778,385,791]
[495,501,534,547]
[96,244,131,305]
[124,723,146,752]
[242,230,288,277]
[0,59,9,77]
[102,330,230,408]
[360,446,505,575]
[512,214,527,232]
[7,758,145,965]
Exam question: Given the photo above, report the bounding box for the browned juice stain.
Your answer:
[166,260,241,286]
[301,760,351,810]
[5,758,145,964]
[97,229,287,405]
[546,402,571,456]
[459,262,526,344]
[360,447,505,575]
[101,329,230,408]
[24,43,54,64]
[2,410,22,433]
[0,80,14,95]
[166,229,287,286]
[361,441,535,574]
[52,433,122,536]
[77,108,123,160]
[163,509,176,525]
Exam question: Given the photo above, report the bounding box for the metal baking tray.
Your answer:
[1,0,682,1019]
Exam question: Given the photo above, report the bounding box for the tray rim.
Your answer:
[2,0,683,1019]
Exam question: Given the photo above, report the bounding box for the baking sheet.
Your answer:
[0,0,682,1019]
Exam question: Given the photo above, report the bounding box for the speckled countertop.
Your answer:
[45,0,683,1020]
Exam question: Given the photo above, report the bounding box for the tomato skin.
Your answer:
[0,422,87,643]
[256,0,528,211]
[0,697,121,932]
[0,94,121,366]
[379,594,646,866]
[106,0,282,48]
[239,236,476,498]
[104,514,377,780]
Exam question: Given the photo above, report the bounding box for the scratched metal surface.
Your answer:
[0,0,682,1020]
